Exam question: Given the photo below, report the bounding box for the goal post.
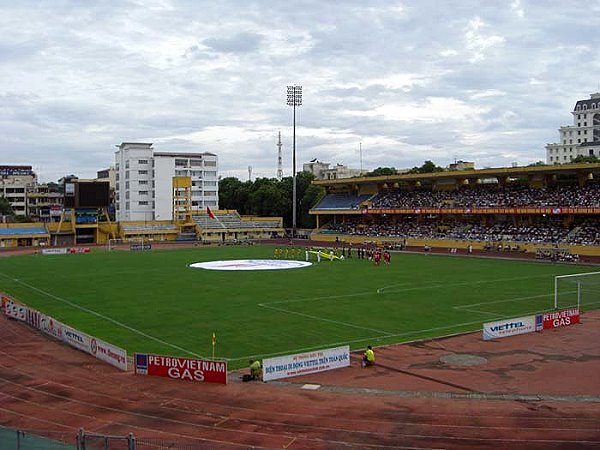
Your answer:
[554,271,600,310]
[107,237,144,251]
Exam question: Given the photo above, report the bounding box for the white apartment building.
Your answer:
[546,92,600,164]
[114,142,218,221]
[303,160,366,180]
[0,165,37,216]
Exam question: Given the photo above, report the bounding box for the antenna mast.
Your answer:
[277,131,283,180]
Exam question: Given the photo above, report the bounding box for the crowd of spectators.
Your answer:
[370,185,600,209]
[326,217,600,246]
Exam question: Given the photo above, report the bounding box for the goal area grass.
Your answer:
[0,245,597,369]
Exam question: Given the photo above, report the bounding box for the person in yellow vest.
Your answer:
[362,345,375,367]
[249,359,262,380]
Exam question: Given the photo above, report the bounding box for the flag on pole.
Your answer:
[207,206,216,219]
[212,332,216,359]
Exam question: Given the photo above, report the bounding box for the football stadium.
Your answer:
[1,163,600,449]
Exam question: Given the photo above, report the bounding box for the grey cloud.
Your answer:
[202,32,263,53]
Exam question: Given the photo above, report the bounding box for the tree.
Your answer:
[218,171,321,229]
[299,184,324,228]
[366,167,397,176]
[527,161,547,167]
[408,160,445,174]
[571,155,599,164]
[0,196,15,216]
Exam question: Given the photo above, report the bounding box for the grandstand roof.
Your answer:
[154,152,217,157]
[0,226,49,237]
[312,163,600,187]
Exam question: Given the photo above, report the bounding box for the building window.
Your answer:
[126,202,130,210]
[175,159,187,167]
[125,161,129,168]
[139,201,148,205]
[138,159,148,164]
[125,181,129,189]
[139,190,148,195]
[190,159,203,166]
[139,180,148,185]
[139,170,148,175]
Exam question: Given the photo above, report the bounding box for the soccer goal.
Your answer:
[554,271,600,310]
[107,237,145,251]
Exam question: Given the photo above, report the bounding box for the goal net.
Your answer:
[554,271,600,310]
[107,237,145,251]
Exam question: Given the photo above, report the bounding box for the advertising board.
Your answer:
[262,345,350,382]
[538,308,580,330]
[483,315,536,340]
[134,353,227,385]
[41,248,69,255]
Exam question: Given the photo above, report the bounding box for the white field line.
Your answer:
[454,292,554,310]
[230,317,495,363]
[262,274,553,308]
[0,273,204,359]
[259,303,394,335]
[376,274,552,296]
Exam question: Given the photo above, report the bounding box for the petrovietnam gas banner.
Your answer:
[483,315,536,340]
[134,353,228,385]
[262,345,350,382]
[537,308,580,330]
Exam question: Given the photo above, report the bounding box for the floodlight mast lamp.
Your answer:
[287,85,302,239]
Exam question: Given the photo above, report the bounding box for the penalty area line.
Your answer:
[0,272,204,359]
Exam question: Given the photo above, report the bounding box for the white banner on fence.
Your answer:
[262,345,350,382]
[41,248,68,255]
[39,313,64,340]
[482,315,537,340]
[60,324,128,371]
[1,294,127,371]
[4,299,27,321]
[90,337,128,371]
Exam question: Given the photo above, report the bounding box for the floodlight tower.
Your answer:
[286,85,302,238]
[277,131,283,181]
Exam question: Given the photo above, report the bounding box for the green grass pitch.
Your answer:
[0,245,596,369]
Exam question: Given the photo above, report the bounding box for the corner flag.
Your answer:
[212,332,216,359]
[207,207,216,219]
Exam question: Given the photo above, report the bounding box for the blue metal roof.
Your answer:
[0,227,49,236]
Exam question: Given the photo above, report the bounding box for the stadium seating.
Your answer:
[369,185,600,209]
[312,193,373,210]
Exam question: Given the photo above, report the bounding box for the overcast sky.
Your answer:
[2,0,600,182]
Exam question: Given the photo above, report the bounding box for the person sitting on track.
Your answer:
[362,345,375,367]
[249,359,262,381]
